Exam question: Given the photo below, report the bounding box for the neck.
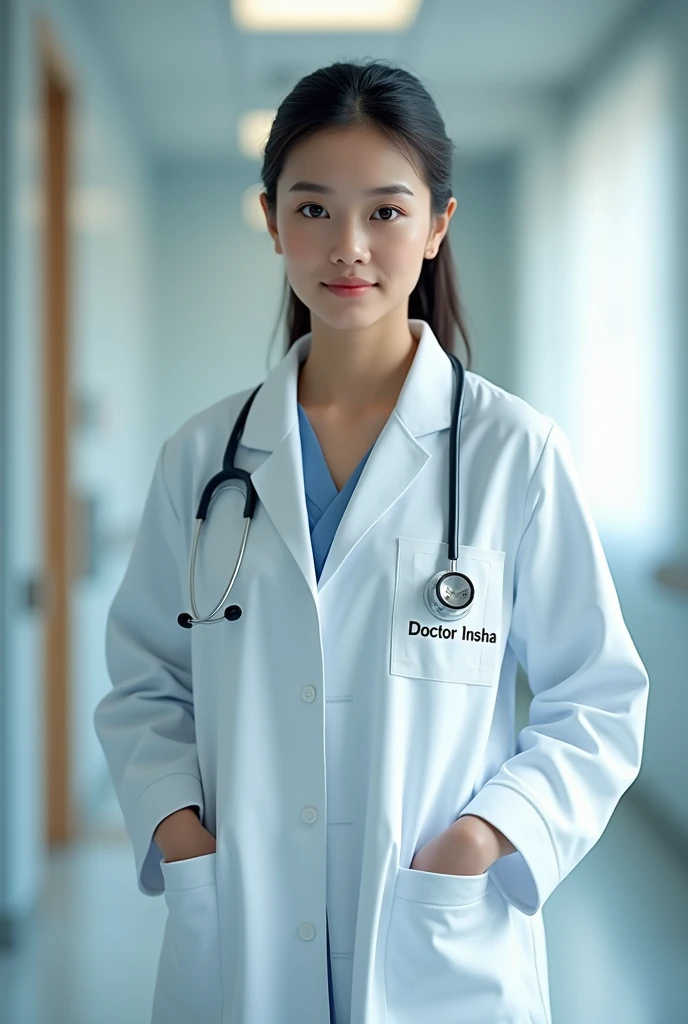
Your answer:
[297,309,420,414]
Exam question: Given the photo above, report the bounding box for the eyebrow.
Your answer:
[287,180,415,198]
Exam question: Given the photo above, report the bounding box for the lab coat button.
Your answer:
[302,686,316,702]
[298,922,316,941]
[301,806,318,824]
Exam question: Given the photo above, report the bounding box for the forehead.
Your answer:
[278,125,424,194]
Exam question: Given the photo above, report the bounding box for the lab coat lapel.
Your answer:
[241,340,318,600]
[240,319,460,598]
[315,414,428,592]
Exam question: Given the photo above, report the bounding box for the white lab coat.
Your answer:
[94,318,649,1024]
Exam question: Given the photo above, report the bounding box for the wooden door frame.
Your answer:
[37,18,74,846]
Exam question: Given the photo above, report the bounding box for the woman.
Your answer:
[94,59,649,1024]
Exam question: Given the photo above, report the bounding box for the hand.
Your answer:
[163,826,216,864]
[410,815,514,876]
[154,806,217,864]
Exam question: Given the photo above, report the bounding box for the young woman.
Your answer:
[94,60,649,1024]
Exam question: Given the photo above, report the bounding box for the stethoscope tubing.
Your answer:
[445,351,465,567]
[188,514,251,624]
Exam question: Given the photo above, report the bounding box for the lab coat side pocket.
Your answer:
[384,867,542,1024]
[152,852,222,1024]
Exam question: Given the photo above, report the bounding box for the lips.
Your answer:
[325,278,375,287]
[324,282,375,296]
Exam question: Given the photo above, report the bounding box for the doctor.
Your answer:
[94,59,650,1024]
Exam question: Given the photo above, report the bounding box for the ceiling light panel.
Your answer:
[231,0,422,32]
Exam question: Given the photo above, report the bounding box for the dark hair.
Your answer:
[260,59,473,371]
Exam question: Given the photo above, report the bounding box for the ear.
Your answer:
[425,196,457,257]
[259,192,283,254]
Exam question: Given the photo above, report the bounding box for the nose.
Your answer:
[329,216,370,265]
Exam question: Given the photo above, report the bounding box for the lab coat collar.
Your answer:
[240,319,467,595]
[241,319,461,450]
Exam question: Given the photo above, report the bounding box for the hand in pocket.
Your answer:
[410,820,492,876]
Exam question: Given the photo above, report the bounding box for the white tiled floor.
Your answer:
[1,786,686,1024]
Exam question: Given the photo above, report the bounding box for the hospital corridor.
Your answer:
[1,1,687,1022]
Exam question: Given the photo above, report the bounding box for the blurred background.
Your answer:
[0,0,687,1021]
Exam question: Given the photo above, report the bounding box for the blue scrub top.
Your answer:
[296,401,374,1024]
[297,402,374,583]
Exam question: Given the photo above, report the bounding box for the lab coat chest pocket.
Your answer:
[152,853,222,1023]
[390,538,504,685]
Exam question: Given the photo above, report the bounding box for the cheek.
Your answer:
[280,221,320,262]
[380,225,427,266]
[381,246,426,291]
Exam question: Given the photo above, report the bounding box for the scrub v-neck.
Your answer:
[297,402,374,583]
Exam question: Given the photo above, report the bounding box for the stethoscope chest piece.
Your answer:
[423,570,475,621]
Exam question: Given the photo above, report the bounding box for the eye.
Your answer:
[372,207,403,222]
[297,204,403,222]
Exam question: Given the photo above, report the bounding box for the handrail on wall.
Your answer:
[654,557,688,598]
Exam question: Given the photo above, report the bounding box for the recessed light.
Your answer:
[238,110,277,160]
[231,0,421,32]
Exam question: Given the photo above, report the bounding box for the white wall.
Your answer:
[515,0,688,843]
[0,0,13,946]
[453,157,518,392]
[1,0,155,939]
[152,161,283,447]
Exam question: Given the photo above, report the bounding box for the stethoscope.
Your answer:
[177,352,474,628]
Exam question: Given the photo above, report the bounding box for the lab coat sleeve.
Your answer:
[93,439,204,897]
[458,420,649,916]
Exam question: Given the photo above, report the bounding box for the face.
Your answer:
[260,124,456,331]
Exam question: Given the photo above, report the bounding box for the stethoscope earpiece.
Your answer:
[177,605,243,629]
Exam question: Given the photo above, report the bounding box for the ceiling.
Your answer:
[78,0,649,161]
